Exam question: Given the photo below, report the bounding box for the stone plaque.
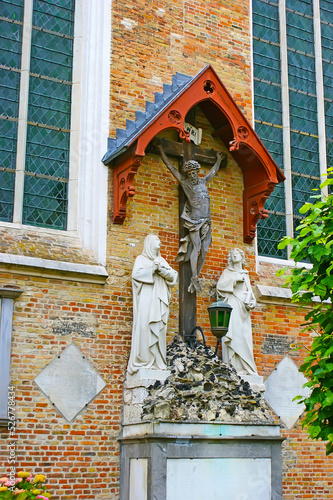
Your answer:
[129,459,148,500]
[34,343,106,422]
[167,458,271,500]
[264,355,310,429]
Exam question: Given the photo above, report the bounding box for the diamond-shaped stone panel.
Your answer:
[264,355,310,429]
[34,343,106,422]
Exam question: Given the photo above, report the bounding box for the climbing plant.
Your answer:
[278,171,333,455]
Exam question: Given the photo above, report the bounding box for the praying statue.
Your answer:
[127,234,178,374]
[216,248,258,375]
[158,143,226,293]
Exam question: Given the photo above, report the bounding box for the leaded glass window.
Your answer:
[0,0,75,230]
[253,0,333,259]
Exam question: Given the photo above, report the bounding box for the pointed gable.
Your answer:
[103,65,285,243]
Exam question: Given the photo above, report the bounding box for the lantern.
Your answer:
[208,301,233,339]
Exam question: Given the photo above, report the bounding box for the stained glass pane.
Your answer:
[321,22,333,61]
[0,2,22,222]
[320,1,333,26]
[253,0,279,43]
[1,0,24,21]
[0,170,15,221]
[254,0,286,258]
[288,52,316,94]
[0,69,20,118]
[22,175,68,229]
[28,77,72,129]
[322,61,333,100]
[257,213,287,259]
[30,30,73,82]
[286,0,312,16]
[33,0,75,36]
[255,122,283,169]
[320,0,333,175]
[253,40,281,84]
[324,100,333,140]
[292,174,320,220]
[254,81,282,125]
[0,19,23,69]
[265,182,286,213]
[255,0,331,259]
[290,132,319,177]
[23,0,75,229]
[25,125,69,178]
[0,119,17,221]
[0,119,17,168]
[327,141,333,169]
[286,11,314,55]
[289,90,318,135]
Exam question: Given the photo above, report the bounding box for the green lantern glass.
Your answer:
[207,301,233,339]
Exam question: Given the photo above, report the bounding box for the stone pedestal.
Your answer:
[120,337,283,499]
[119,421,283,500]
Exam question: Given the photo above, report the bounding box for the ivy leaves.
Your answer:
[278,171,333,455]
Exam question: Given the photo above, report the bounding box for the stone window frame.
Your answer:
[0,287,23,427]
[252,0,331,265]
[0,0,111,265]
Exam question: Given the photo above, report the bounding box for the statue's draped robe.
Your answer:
[217,267,257,375]
[128,254,178,374]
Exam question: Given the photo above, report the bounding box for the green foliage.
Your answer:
[278,170,333,455]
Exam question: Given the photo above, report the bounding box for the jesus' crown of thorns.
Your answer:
[183,160,200,172]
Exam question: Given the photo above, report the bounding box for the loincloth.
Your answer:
[176,218,211,263]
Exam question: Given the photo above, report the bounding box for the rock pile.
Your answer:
[142,335,272,423]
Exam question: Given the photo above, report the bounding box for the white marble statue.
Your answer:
[127,235,178,374]
[216,248,258,375]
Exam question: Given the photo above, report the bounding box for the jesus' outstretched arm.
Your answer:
[203,151,227,184]
[158,143,183,183]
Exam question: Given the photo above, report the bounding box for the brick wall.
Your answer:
[1,1,333,499]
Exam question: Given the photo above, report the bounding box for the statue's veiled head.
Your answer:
[142,234,161,260]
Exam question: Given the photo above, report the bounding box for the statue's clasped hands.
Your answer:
[153,258,162,272]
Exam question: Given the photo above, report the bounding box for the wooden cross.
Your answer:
[151,135,224,342]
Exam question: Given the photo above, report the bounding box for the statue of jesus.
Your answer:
[158,143,226,293]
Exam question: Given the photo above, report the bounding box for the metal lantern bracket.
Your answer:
[185,300,233,359]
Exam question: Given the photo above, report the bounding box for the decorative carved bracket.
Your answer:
[112,153,143,224]
[243,181,276,243]
[105,65,285,241]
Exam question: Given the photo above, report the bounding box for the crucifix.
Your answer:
[151,133,227,343]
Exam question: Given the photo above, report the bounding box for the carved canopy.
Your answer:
[102,65,285,243]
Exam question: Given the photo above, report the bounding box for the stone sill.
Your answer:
[255,284,324,307]
[255,285,293,305]
[0,252,108,284]
[121,421,281,440]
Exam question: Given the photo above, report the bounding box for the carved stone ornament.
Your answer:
[203,79,215,94]
[237,126,249,140]
[168,109,182,125]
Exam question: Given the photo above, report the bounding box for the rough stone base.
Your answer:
[124,369,171,424]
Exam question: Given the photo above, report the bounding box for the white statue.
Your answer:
[216,248,257,375]
[128,235,178,374]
